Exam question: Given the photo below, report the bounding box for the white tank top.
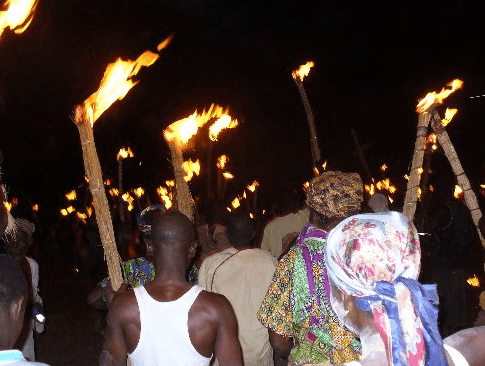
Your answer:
[128,285,212,366]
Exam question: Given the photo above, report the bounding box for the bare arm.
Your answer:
[100,294,131,366]
[444,326,485,366]
[213,296,243,366]
[269,329,293,366]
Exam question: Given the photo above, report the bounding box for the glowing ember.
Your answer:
[76,36,172,126]
[231,197,240,209]
[182,159,201,182]
[416,79,463,113]
[442,108,458,127]
[303,181,310,191]
[32,204,39,212]
[388,196,394,204]
[76,212,87,222]
[250,213,254,219]
[292,61,315,82]
[84,176,89,183]
[223,172,234,180]
[0,0,39,40]
[454,184,463,198]
[117,147,134,161]
[227,207,231,212]
[467,274,480,287]
[132,187,145,198]
[66,190,77,201]
[247,180,259,192]
[243,191,247,199]
[209,114,238,141]
[217,155,228,170]
[109,188,119,197]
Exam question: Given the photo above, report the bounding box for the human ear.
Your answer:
[10,295,25,323]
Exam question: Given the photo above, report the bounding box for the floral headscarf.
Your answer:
[325,211,448,366]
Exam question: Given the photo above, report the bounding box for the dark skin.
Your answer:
[101,210,243,366]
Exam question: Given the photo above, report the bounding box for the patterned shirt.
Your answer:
[257,224,361,365]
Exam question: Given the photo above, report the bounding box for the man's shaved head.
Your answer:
[151,210,195,251]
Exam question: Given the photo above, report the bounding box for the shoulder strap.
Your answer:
[210,251,239,291]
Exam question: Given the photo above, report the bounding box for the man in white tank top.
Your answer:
[101,210,243,366]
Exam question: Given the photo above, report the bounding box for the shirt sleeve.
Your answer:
[257,252,294,337]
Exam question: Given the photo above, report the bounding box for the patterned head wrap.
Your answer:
[137,204,166,235]
[306,171,363,218]
[325,211,448,366]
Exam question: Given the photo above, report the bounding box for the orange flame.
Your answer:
[223,172,234,180]
[4,201,12,211]
[60,208,68,216]
[122,192,134,211]
[66,190,77,201]
[217,155,228,170]
[182,159,201,182]
[132,187,145,198]
[156,186,172,209]
[467,274,480,287]
[77,36,172,126]
[442,108,458,127]
[454,184,463,198]
[117,147,134,161]
[0,0,39,40]
[380,164,387,172]
[208,114,238,141]
[416,79,463,113]
[109,188,119,197]
[292,61,314,81]
[231,197,240,209]
[104,179,112,186]
[87,206,93,217]
[247,180,259,192]
[32,204,39,212]
[164,104,235,147]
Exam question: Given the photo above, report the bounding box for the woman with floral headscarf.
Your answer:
[324,210,479,366]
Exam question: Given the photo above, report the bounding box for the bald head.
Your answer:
[151,210,195,253]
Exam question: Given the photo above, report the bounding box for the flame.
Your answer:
[417,79,463,113]
[109,188,119,197]
[208,114,238,141]
[157,186,172,209]
[66,190,77,201]
[0,0,39,40]
[481,184,485,188]
[454,184,463,198]
[365,178,397,197]
[442,108,458,127]
[380,164,387,172]
[388,196,394,204]
[132,187,145,198]
[247,180,259,192]
[231,197,240,209]
[87,206,93,217]
[84,176,89,183]
[122,192,134,211]
[67,206,75,214]
[76,212,87,222]
[60,209,68,216]
[105,179,112,186]
[292,61,314,81]
[404,174,410,180]
[182,159,201,182]
[303,181,309,191]
[76,36,172,126]
[418,187,422,201]
[467,274,480,287]
[117,147,134,161]
[223,172,234,180]
[12,197,18,206]
[166,180,175,187]
[32,204,39,212]
[249,213,254,219]
[217,155,228,170]
[227,207,232,212]
[4,201,12,211]
[164,104,231,147]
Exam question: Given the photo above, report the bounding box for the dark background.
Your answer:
[0,0,484,216]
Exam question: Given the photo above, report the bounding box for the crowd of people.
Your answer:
[2,168,485,366]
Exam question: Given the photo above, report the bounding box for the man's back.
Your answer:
[199,248,278,366]
[103,283,242,366]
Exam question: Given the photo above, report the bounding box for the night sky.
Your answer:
[0,0,484,217]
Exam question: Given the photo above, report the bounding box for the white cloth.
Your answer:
[128,285,211,366]
[199,248,277,366]
[0,350,49,365]
[444,344,469,366]
[260,208,309,258]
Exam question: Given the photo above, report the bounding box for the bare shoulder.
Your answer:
[444,326,485,366]
[194,290,233,315]
[108,289,138,323]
